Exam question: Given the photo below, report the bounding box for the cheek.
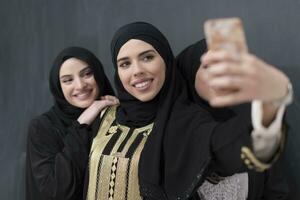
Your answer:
[60,85,75,104]
[156,64,166,87]
[89,77,100,97]
[93,84,100,97]
[60,84,71,97]
[118,70,130,88]
[158,71,165,88]
[90,77,98,87]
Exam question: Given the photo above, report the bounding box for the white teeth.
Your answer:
[74,91,90,99]
[77,92,88,97]
[135,80,150,88]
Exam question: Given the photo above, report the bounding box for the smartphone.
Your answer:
[204,17,248,54]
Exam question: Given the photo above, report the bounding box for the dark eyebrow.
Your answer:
[59,66,91,79]
[138,49,156,57]
[117,49,156,64]
[79,66,92,75]
[60,74,72,80]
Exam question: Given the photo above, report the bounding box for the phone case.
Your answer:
[204,17,248,54]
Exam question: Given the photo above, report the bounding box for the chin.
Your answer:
[137,97,151,102]
[135,93,156,102]
[73,100,94,108]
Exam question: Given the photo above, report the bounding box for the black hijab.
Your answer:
[176,39,241,121]
[111,22,175,127]
[46,47,114,129]
[176,40,252,122]
[111,22,218,199]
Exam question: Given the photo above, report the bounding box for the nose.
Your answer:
[74,77,86,90]
[132,61,144,77]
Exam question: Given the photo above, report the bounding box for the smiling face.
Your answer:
[116,39,166,102]
[59,57,99,108]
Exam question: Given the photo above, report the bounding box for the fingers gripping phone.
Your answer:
[204,17,248,54]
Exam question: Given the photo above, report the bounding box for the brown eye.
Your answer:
[119,61,130,68]
[142,54,154,62]
[84,70,93,77]
[81,67,94,78]
[62,78,73,84]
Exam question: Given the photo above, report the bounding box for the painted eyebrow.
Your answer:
[59,66,91,79]
[116,49,156,64]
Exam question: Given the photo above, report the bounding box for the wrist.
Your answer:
[77,117,91,125]
[262,103,278,127]
[272,81,293,107]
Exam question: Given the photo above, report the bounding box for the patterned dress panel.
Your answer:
[87,106,153,200]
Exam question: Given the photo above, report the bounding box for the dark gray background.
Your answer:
[1,0,299,199]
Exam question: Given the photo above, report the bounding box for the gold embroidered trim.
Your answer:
[99,156,116,200]
[108,125,119,135]
[87,106,117,200]
[87,105,153,200]
[121,123,153,156]
[90,106,117,154]
[127,134,147,200]
[108,157,118,199]
[241,127,286,172]
[113,156,129,200]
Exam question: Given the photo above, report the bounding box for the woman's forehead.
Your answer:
[117,39,156,60]
[59,58,89,76]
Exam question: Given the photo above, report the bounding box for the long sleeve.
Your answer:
[246,159,289,200]
[211,104,284,175]
[26,116,91,200]
[210,101,286,175]
[199,103,289,199]
[251,100,286,161]
[209,112,252,176]
[261,160,290,200]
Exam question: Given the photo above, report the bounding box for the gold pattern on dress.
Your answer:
[121,124,153,156]
[87,153,102,200]
[87,105,154,200]
[143,128,151,137]
[108,157,118,199]
[98,156,115,200]
[107,125,119,135]
[90,106,117,155]
[113,157,129,200]
[127,132,148,200]
[110,127,129,155]
[87,107,119,200]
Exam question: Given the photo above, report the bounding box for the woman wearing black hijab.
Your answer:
[26,47,118,200]
[85,22,287,200]
[176,39,290,199]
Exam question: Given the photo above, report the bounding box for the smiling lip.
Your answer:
[73,89,92,100]
[132,79,153,91]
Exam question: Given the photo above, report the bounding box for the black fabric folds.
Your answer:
[111,22,218,199]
